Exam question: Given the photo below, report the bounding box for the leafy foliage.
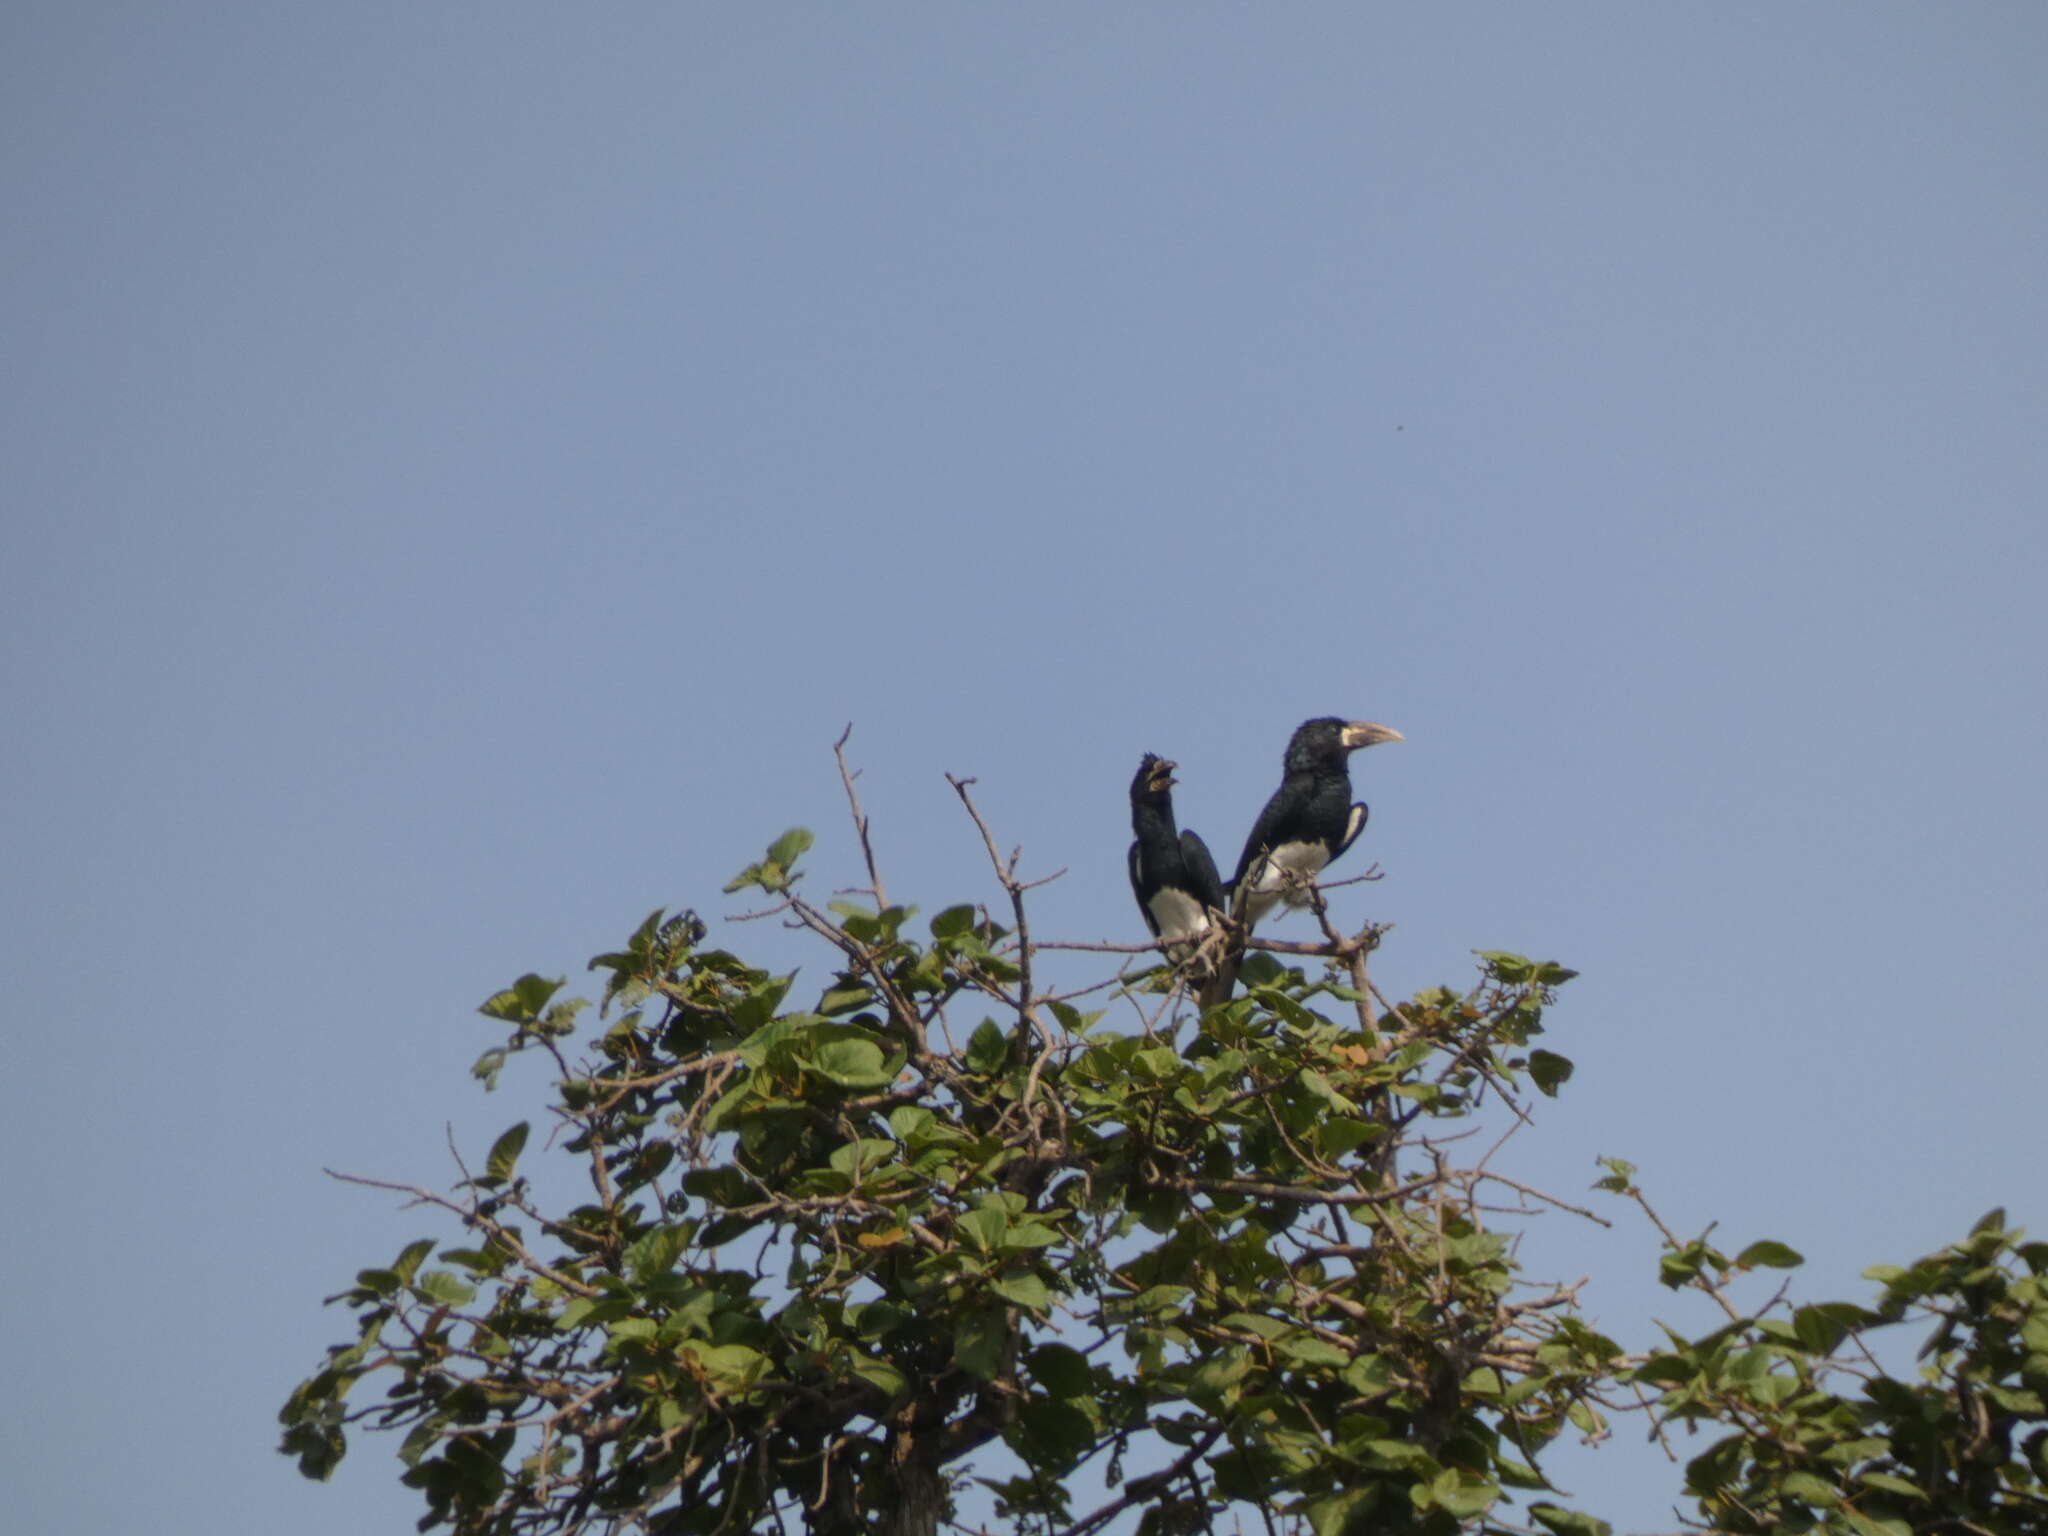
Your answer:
[1609,1183,2048,1536]
[281,786,2047,1536]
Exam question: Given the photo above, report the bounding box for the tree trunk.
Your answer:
[879,1439,945,1536]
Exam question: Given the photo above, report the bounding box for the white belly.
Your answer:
[1241,841,1330,923]
[1147,887,1215,948]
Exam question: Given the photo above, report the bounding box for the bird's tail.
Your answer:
[1192,882,1251,1012]
[1194,914,1242,1012]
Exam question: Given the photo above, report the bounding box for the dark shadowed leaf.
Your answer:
[954,1307,1006,1381]
[1028,1342,1091,1398]
[1529,1049,1573,1095]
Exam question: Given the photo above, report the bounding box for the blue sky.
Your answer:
[5,6,2045,1532]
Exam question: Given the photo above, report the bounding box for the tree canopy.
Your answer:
[281,755,2048,1536]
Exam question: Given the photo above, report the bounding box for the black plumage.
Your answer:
[1229,717,1404,927]
[1127,754,1228,963]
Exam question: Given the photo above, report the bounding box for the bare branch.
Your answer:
[322,1168,601,1299]
[1055,1422,1227,1536]
[946,774,1049,1051]
[834,724,887,909]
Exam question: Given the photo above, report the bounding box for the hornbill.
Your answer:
[1127,753,1228,966]
[1228,716,1404,928]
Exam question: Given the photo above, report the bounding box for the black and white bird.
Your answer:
[1127,753,1228,964]
[1229,717,1404,928]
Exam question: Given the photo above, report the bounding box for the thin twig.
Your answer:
[946,774,1049,1050]
[834,724,887,909]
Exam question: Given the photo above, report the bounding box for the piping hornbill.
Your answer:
[1228,716,1404,928]
[1127,753,1228,965]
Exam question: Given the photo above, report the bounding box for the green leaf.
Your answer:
[1592,1156,1636,1193]
[1188,1347,1251,1406]
[1659,1251,1702,1288]
[957,1206,1008,1254]
[470,1047,508,1090]
[1320,1117,1380,1156]
[1278,1333,1351,1368]
[991,1273,1051,1313]
[1476,950,1531,979]
[827,1138,898,1180]
[846,1351,907,1397]
[607,1317,657,1346]
[808,1035,893,1088]
[1737,1239,1805,1270]
[817,982,871,1015]
[1779,1470,1838,1506]
[1977,1381,2044,1414]
[1970,1206,2009,1237]
[1360,1438,1434,1473]
[1342,1354,1392,1394]
[280,1419,347,1480]
[1425,1468,1499,1519]
[1046,998,1103,1036]
[1683,1434,1745,1493]
[1854,1472,1928,1501]
[1298,1068,1357,1114]
[484,1122,529,1184]
[1530,1504,1613,1536]
[626,1226,689,1284]
[391,1239,435,1283]
[1118,1284,1191,1318]
[1223,1313,1289,1341]
[1000,1221,1062,1251]
[954,1308,1006,1381]
[1304,1488,1377,1536]
[965,1019,1008,1073]
[725,864,773,894]
[682,1342,766,1392]
[478,974,564,1025]
[930,904,977,939]
[766,827,814,868]
[1792,1302,1868,1353]
[414,1270,475,1307]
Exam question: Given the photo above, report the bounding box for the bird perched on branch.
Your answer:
[1127,753,1228,966]
[1228,717,1404,928]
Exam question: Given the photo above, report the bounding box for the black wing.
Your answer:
[1181,829,1226,914]
[1127,839,1162,938]
[1230,781,1301,889]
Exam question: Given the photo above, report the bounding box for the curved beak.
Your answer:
[1341,721,1404,750]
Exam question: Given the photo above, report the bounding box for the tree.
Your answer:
[281,746,2048,1536]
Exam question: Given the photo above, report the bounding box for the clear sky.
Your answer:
[4,6,2045,1533]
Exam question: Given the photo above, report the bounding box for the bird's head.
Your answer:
[1286,716,1405,772]
[1131,753,1178,802]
